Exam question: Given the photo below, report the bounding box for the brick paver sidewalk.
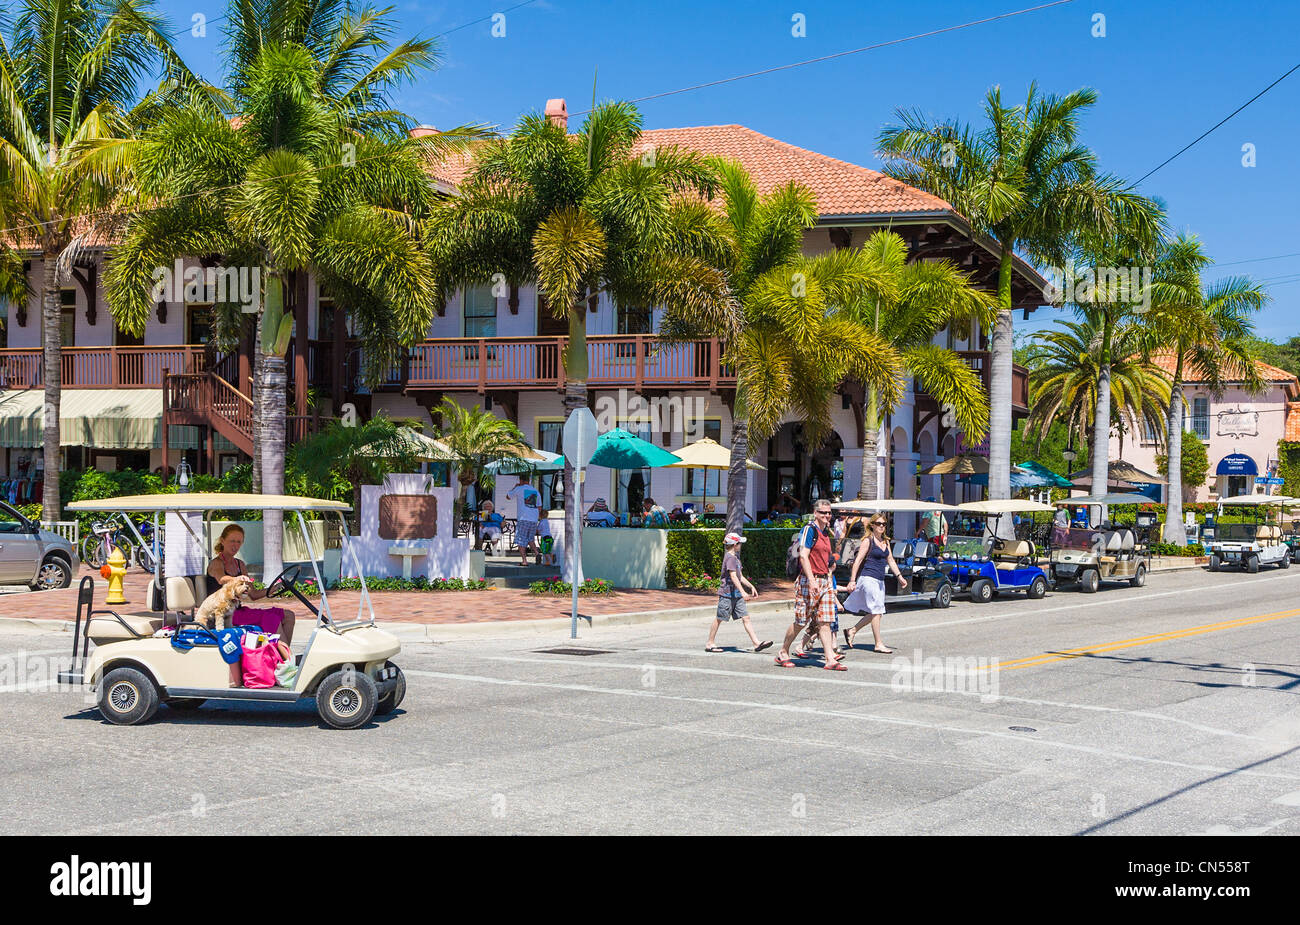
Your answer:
[0,566,794,625]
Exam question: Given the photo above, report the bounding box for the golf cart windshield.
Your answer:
[1059,527,1100,551]
[1218,523,1258,541]
[943,535,989,558]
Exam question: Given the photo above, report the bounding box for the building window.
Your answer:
[318,296,336,340]
[684,420,724,497]
[1140,415,1159,445]
[186,303,213,345]
[462,286,497,361]
[614,422,653,513]
[537,420,563,509]
[1190,397,1210,441]
[616,304,652,357]
[42,289,77,347]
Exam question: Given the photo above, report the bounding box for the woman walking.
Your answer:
[706,532,772,653]
[842,514,906,654]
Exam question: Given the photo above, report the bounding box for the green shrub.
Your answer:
[664,527,794,588]
[528,577,613,595]
[1150,542,1205,557]
[332,576,493,592]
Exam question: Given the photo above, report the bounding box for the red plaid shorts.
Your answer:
[794,575,835,626]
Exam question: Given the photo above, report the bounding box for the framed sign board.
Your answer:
[378,494,438,540]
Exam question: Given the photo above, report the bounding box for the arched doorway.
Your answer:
[765,423,845,513]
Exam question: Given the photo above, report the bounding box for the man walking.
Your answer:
[775,500,846,671]
[506,474,543,565]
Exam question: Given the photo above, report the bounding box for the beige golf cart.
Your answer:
[56,493,404,729]
[1049,493,1153,592]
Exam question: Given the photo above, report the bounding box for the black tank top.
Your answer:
[861,539,888,581]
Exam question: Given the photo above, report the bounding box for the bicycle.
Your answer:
[81,513,158,571]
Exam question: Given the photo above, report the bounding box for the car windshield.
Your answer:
[943,535,989,558]
[1216,523,1259,541]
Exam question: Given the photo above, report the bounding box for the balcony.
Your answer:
[914,350,1030,415]
[0,346,208,389]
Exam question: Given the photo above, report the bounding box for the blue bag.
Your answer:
[171,625,248,665]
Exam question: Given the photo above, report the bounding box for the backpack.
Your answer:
[785,525,815,578]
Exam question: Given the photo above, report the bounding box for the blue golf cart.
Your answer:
[944,500,1056,604]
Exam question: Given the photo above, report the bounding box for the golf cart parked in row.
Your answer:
[944,500,1055,603]
[57,494,405,729]
[830,499,958,609]
[1281,510,1300,564]
[1206,494,1294,573]
[1049,493,1152,592]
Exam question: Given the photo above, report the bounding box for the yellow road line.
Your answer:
[993,606,1300,671]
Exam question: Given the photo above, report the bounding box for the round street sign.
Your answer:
[563,407,599,467]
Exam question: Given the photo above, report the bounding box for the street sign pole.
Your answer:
[571,467,583,639]
[562,408,599,640]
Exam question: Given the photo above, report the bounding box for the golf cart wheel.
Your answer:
[969,579,993,604]
[97,667,160,726]
[316,667,378,730]
[1209,554,1220,572]
[166,698,205,711]
[1280,554,1290,570]
[1080,568,1100,594]
[1027,575,1048,600]
[930,582,953,609]
[32,555,72,591]
[1247,555,1260,574]
[376,662,406,715]
[1129,564,1147,588]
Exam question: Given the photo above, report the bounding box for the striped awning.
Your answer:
[0,390,235,452]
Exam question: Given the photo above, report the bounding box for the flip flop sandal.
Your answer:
[774,656,797,668]
[874,647,895,655]
[755,640,773,652]
[705,646,724,653]
[793,649,810,660]
[823,662,848,671]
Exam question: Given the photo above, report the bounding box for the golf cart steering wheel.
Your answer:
[264,564,318,615]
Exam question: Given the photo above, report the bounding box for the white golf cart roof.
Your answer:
[1053,493,1155,506]
[956,499,1057,514]
[1215,494,1296,507]
[831,499,963,513]
[67,493,351,513]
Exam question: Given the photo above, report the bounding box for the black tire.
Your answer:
[1080,568,1100,594]
[1209,554,1220,572]
[137,546,158,572]
[97,667,159,726]
[1247,555,1260,574]
[970,579,993,604]
[32,556,72,591]
[166,697,205,711]
[315,666,378,729]
[1027,575,1048,600]
[1130,564,1147,588]
[375,663,406,715]
[1279,555,1290,570]
[930,582,953,609]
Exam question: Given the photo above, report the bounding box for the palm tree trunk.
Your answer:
[1163,353,1187,545]
[562,306,588,585]
[41,254,62,525]
[856,389,881,500]
[1090,311,1115,525]
[252,321,264,494]
[261,354,287,579]
[726,391,749,534]
[987,249,1016,538]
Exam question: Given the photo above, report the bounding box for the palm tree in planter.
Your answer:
[878,84,1164,514]
[846,230,997,502]
[1023,316,1172,470]
[432,399,530,522]
[0,0,208,524]
[105,2,477,576]
[429,102,738,578]
[1145,234,1266,544]
[289,414,425,521]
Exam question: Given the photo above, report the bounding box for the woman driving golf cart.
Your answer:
[207,524,297,644]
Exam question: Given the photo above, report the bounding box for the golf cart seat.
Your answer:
[992,539,1034,569]
[86,612,164,645]
[1257,525,1281,542]
[1118,529,1135,551]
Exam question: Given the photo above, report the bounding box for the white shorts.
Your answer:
[843,576,886,615]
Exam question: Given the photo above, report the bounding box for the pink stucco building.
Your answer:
[1110,353,1300,501]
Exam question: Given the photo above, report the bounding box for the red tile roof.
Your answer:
[423,124,956,219]
[1287,402,1300,442]
[1149,350,1299,394]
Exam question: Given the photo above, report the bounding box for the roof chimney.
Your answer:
[545,99,568,130]
[409,124,439,137]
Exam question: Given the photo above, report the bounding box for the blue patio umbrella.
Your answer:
[1016,460,1073,489]
[555,428,682,470]
[958,465,1053,490]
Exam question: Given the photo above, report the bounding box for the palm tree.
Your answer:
[1024,317,1172,472]
[432,399,529,520]
[0,0,207,523]
[1145,235,1267,543]
[846,230,997,501]
[104,0,477,577]
[878,84,1164,516]
[429,102,738,578]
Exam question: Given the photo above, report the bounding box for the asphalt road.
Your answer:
[2,566,1299,835]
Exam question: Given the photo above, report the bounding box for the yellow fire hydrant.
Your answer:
[104,546,128,605]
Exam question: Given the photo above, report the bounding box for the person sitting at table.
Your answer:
[643,498,669,527]
[477,501,504,551]
[586,498,617,527]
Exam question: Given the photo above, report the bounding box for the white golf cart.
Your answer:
[57,493,405,729]
[1205,494,1294,574]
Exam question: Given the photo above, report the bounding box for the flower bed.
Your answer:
[528,577,614,595]
[332,576,494,592]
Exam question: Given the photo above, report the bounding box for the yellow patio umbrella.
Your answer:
[668,437,765,516]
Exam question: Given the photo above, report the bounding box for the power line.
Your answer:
[570,0,1076,116]
[1136,61,1300,185]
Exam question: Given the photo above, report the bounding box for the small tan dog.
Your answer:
[195,576,254,630]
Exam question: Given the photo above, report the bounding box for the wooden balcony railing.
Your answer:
[916,350,1030,413]
[0,345,207,389]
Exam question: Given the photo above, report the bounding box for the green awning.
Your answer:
[0,389,235,452]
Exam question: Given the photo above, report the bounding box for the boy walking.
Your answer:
[705,533,772,654]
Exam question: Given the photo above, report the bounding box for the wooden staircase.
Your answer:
[164,371,256,455]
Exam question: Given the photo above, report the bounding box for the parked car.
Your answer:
[1049,493,1152,592]
[1206,495,1294,574]
[0,500,78,590]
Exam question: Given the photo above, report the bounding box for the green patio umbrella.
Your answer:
[555,428,682,469]
[1017,460,1073,489]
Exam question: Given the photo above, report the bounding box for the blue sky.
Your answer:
[163,0,1300,337]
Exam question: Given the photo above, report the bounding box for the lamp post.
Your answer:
[177,458,191,493]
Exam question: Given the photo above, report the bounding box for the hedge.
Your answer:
[663,527,796,588]
[1150,542,1206,557]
